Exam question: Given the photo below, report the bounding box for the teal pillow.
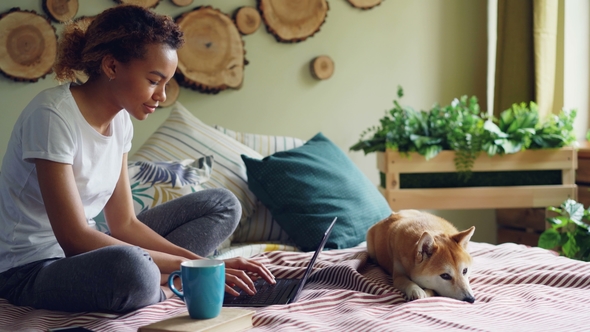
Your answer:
[241,132,392,251]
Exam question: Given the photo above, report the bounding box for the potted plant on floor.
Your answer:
[539,198,590,261]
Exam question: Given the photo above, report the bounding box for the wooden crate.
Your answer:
[496,208,547,246]
[577,142,590,207]
[377,147,577,210]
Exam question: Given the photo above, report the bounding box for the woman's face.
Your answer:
[112,43,178,120]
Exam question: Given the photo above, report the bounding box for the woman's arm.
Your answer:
[35,158,130,255]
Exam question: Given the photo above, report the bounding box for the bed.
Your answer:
[2,102,589,331]
[2,241,590,331]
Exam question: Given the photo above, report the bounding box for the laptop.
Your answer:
[223,217,337,307]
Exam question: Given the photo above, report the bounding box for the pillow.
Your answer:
[214,125,306,157]
[130,102,263,233]
[214,125,306,243]
[127,157,212,215]
[93,157,211,230]
[241,132,393,252]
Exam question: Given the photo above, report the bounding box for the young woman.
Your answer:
[0,5,274,313]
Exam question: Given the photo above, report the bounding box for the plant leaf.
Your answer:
[538,228,561,249]
[562,233,580,258]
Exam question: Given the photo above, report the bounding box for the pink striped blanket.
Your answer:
[1,241,589,332]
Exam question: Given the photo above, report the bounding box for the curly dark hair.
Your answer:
[54,5,184,82]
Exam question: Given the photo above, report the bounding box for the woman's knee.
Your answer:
[102,246,163,312]
[210,187,241,224]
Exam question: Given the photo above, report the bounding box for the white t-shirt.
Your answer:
[0,83,133,273]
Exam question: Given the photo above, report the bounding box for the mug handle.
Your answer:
[168,271,184,300]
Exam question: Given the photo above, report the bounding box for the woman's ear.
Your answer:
[101,54,117,80]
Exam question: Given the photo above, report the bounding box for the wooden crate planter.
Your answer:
[377,147,577,210]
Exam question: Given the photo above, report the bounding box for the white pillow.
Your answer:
[214,125,306,243]
[130,103,263,236]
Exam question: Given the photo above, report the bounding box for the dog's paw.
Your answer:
[405,285,429,301]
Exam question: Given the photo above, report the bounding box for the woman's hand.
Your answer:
[223,257,275,296]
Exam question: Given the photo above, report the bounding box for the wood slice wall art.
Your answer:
[259,0,329,43]
[159,77,180,107]
[42,0,79,23]
[175,6,246,94]
[310,55,334,80]
[0,8,57,82]
[171,0,194,6]
[347,0,383,10]
[234,7,261,35]
[114,0,160,9]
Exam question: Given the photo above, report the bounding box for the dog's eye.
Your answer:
[440,273,452,280]
[463,268,468,275]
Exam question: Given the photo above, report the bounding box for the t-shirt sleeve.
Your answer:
[21,107,76,164]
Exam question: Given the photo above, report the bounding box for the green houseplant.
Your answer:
[538,199,590,261]
[350,87,577,178]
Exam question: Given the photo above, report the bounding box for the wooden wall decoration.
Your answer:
[347,0,383,10]
[234,6,261,35]
[0,8,57,82]
[114,0,160,9]
[171,0,193,7]
[175,6,245,94]
[42,0,79,23]
[310,55,334,80]
[259,0,329,43]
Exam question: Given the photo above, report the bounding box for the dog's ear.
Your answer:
[416,231,435,262]
[452,226,475,249]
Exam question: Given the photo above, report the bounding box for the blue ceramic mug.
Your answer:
[168,259,225,319]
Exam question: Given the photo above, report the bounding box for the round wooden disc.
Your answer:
[234,7,261,35]
[114,0,160,8]
[171,0,193,6]
[259,0,329,43]
[310,55,334,80]
[175,6,245,94]
[0,9,57,82]
[159,77,180,107]
[43,0,79,23]
[347,0,383,9]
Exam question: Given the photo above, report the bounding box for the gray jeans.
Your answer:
[0,188,240,313]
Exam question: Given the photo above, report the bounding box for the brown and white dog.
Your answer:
[366,210,475,303]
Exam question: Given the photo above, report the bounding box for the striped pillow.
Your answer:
[130,103,263,237]
[214,125,305,243]
[213,125,306,157]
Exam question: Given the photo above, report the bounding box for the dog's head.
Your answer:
[410,226,476,303]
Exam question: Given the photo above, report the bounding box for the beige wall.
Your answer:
[0,0,496,242]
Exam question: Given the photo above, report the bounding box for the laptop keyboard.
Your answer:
[225,278,297,305]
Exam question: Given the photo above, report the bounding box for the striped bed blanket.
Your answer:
[1,241,590,332]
